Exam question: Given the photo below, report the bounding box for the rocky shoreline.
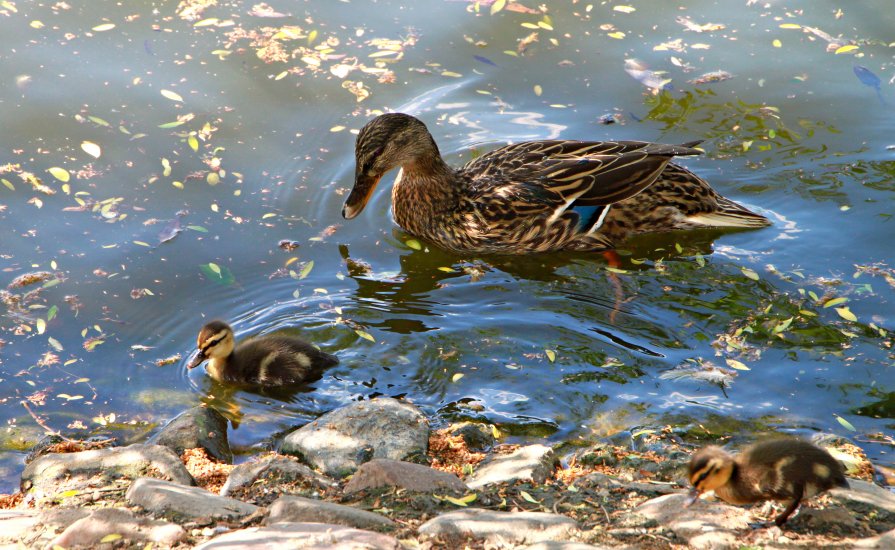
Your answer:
[2,397,895,549]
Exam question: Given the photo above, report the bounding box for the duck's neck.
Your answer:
[392,154,459,237]
[206,356,229,381]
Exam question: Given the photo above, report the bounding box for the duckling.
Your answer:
[688,438,848,526]
[186,320,338,386]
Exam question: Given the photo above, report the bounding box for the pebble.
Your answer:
[418,508,579,544]
[194,521,403,549]
[468,444,557,489]
[266,495,396,530]
[280,397,429,478]
[126,477,259,521]
[343,458,467,494]
[47,507,185,548]
[220,454,335,497]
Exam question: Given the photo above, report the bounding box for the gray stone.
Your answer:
[830,478,895,515]
[48,507,185,548]
[343,459,467,494]
[632,493,750,550]
[21,443,194,499]
[418,508,579,544]
[266,495,395,530]
[468,444,557,489]
[221,454,335,496]
[522,543,615,550]
[854,527,895,549]
[0,510,38,545]
[148,405,232,463]
[447,422,495,452]
[280,397,429,478]
[195,522,403,549]
[126,477,259,521]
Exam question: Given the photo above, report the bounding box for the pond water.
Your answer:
[1,0,894,492]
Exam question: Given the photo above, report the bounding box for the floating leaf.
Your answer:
[773,317,794,334]
[298,260,314,280]
[608,31,626,39]
[437,267,455,273]
[47,305,58,321]
[81,141,101,158]
[725,358,750,371]
[88,115,110,127]
[452,373,464,382]
[48,337,63,351]
[2,178,14,191]
[330,125,346,132]
[823,297,847,308]
[188,135,199,152]
[835,414,856,431]
[160,89,183,102]
[405,238,422,251]
[133,241,150,247]
[772,39,782,48]
[48,167,70,182]
[158,120,185,129]
[187,225,208,232]
[741,267,759,281]
[545,349,556,362]
[779,23,801,29]
[36,318,46,334]
[207,172,220,186]
[533,84,542,96]
[834,45,859,55]
[605,266,628,274]
[200,263,235,285]
[835,307,857,322]
[92,23,115,32]
[490,0,506,15]
[614,5,636,13]
[355,329,375,342]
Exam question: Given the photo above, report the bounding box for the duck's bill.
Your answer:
[685,488,701,507]
[186,353,206,370]
[342,174,381,220]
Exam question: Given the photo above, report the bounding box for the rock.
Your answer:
[195,522,403,549]
[468,444,557,489]
[418,508,579,544]
[830,479,895,516]
[522,543,614,550]
[632,493,750,550]
[579,472,678,496]
[126,477,258,521]
[48,507,185,548]
[21,443,194,499]
[447,422,495,452]
[221,454,335,497]
[343,459,467,495]
[854,527,895,548]
[266,495,395,530]
[148,405,232,463]
[0,510,38,545]
[280,397,429,478]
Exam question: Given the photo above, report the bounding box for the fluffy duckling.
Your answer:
[688,438,848,526]
[186,320,338,386]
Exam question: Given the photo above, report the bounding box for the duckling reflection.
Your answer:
[688,438,848,526]
[187,320,338,386]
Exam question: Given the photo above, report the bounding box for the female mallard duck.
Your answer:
[186,320,338,386]
[688,438,848,526]
[342,113,770,254]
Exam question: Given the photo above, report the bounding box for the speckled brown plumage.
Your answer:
[342,113,771,254]
[187,320,338,386]
[688,438,848,526]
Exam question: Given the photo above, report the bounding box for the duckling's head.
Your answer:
[688,445,735,500]
[186,320,235,370]
[343,113,440,220]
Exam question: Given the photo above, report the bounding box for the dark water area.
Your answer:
[1,1,894,491]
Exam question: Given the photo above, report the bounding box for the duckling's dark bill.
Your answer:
[186,353,206,370]
[342,173,381,219]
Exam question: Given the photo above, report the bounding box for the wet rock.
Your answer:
[343,458,467,495]
[522,543,614,550]
[148,405,232,463]
[632,493,750,550]
[266,495,396,530]
[21,443,194,499]
[418,508,579,544]
[468,444,557,489]
[575,443,618,468]
[0,510,38,545]
[126,477,259,521]
[48,507,185,548]
[854,527,895,548]
[830,479,895,517]
[280,397,429,478]
[446,422,495,452]
[195,522,403,549]
[221,454,335,497]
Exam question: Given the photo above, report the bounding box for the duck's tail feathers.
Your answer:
[685,197,771,228]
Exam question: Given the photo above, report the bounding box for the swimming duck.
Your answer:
[186,320,338,386]
[688,438,848,526]
[342,113,770,254]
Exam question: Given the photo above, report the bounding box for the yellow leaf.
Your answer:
[81,141,101,158]
[92,23,115,32]
[613,5,636,13]
[608,31,626,39]
[741,267,759,281]
[490,0,506,15]
[441,71,462,78]
[452,373,464,382]
[834,45,859,54]
[545,349,556,362]
[133,241,150,247]
[207,172,220,185]
[520,490,540,504]
[48,167,70,182]
[442,495,469,507]
[298,260,314,279]
[823,297,848,308]
[188,135,199,152]
[725,358,750,371]
[405,239,422,250]
[36,318,46,335]
[779,23,801,29]
[772,39,782,48]
[533,84,543,96]
[330,125,346,132]
[100,534,123,543]
[208,262,221,275]
[160,89,183,102]
[835,307,857,322]
[835,414,856,431]
[355,329,375,342]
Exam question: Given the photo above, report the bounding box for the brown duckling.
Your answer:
[186,320,338,386]
[688,438,848,526]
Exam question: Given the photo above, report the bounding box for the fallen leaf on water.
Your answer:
[81,141,101,158]
[355,329,375,342]
[835,307,857,322]
[545,349,556,362]
[725,358,750,371]
[48,167,70,182]
[161,89,183,102]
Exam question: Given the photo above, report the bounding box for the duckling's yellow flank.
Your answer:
[688,438,848,526]
[343,113,770,254]
[187,320,338,386]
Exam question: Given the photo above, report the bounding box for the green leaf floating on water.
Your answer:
[355,329,375,342]
[200,262,235,285]
[834,414,856,432]
[405,238,422,251]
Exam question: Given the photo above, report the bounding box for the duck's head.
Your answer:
[187,320,236,369]
[687,445,735,504]
[342,113,439,219]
